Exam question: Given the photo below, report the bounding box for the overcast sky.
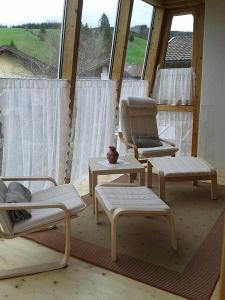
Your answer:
[0,0,193,32]
[0,0,64,26]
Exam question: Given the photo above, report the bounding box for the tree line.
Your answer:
[9,22,61,29]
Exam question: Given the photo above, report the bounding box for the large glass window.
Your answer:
[164,14,193,68]
[0,0,65,78]
[77,0,118,79]
[123,0,153,79]
[154,14,194,157]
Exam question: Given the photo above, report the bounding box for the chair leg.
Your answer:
[111,217,117,261]
[193,180,198,186]
[147,161,153,188]
[129,173,137,182]
[167,213,177,251]
[0,217,71,279]
[159,172,166,201]
[89,167,92,196]
[211,171,218,200]
[95,196,99,224]
[92,174,97,215]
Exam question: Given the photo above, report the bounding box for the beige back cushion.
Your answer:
[0,180,13,236]
[120,98,159,143]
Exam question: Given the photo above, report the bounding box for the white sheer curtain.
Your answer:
[153,68,194,105]
[152,68,194,155]
[71,80,117,184]
[157,111,193,156]
[120,80,148,100]
[0,79,70,191]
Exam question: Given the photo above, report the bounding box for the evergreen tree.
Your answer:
[99,13,110,29]
[98,13,112,57]
[129,34,134,42]
[9,40,16,48]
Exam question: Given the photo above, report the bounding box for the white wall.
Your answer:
[198,0,225,172]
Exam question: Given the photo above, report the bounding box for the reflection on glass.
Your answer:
[123,0,153,79]
[164,14,193,68]
[77,0,118,79]
[0,0,65,78]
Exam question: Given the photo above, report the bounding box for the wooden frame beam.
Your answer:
[144,7,165,95]
[163,0,204,9]
[143,0,163,7]
[144,4,204,156]
[61,0,83,104]
[157,104,194,112]
[111,0,134,104]
[143,0,204,8]
[191,4,204,156]
[219,217,225,299]
[61,0,83,183]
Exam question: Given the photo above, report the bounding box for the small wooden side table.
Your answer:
[88,156,145,214]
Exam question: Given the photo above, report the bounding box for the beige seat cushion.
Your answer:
[149,157,213,177]
[127,142,178,158]
[13,184,86,234]
[95,186,170,213]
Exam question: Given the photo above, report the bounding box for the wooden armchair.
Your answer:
[119,97,178,162]
[0,176,86,279]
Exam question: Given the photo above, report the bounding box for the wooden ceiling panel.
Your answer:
[143,0,204,8]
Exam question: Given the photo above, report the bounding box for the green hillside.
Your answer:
[0,28,146,67]
[125,35,147,64]
[0,28,60,65]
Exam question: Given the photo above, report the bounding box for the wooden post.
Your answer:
[111,0,134,105]
[219,218,225,300]
[145,8,172,97]
[191,4,205,156]
[145,4,205,157]
[144,7,165,96]
[61,0,83,110]
[61,0,83,183]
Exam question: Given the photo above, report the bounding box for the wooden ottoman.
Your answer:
[95,184,177,261]
[147,156,217,201]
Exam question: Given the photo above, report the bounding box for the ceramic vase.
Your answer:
[107,146,119,164]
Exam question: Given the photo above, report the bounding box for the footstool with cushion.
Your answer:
[147,156,217,201]
[95,184,177,261]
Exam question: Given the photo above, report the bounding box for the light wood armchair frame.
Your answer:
[118,131,176,162]
[0,176,82,279]
[118,98,178,163]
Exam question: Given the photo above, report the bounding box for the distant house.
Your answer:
[0,45,57,78]
[123,64,143,79]
[78,58,110,79]
[164,36,192,68]
[123,35,192,78]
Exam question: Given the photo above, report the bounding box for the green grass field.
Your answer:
[0,28,60,65]
[0,28,146,66]
[125,35,147,64]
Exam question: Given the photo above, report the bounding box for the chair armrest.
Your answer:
[118,132,138,159]
[0,202,73,238]
[97,183,140,188]
[159,138,176,147]
[0,176,57,186]
[0,201,70,215]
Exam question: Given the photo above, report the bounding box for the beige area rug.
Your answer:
[26,175,225,300]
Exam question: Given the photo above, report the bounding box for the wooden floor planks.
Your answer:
[0,174,221,300]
